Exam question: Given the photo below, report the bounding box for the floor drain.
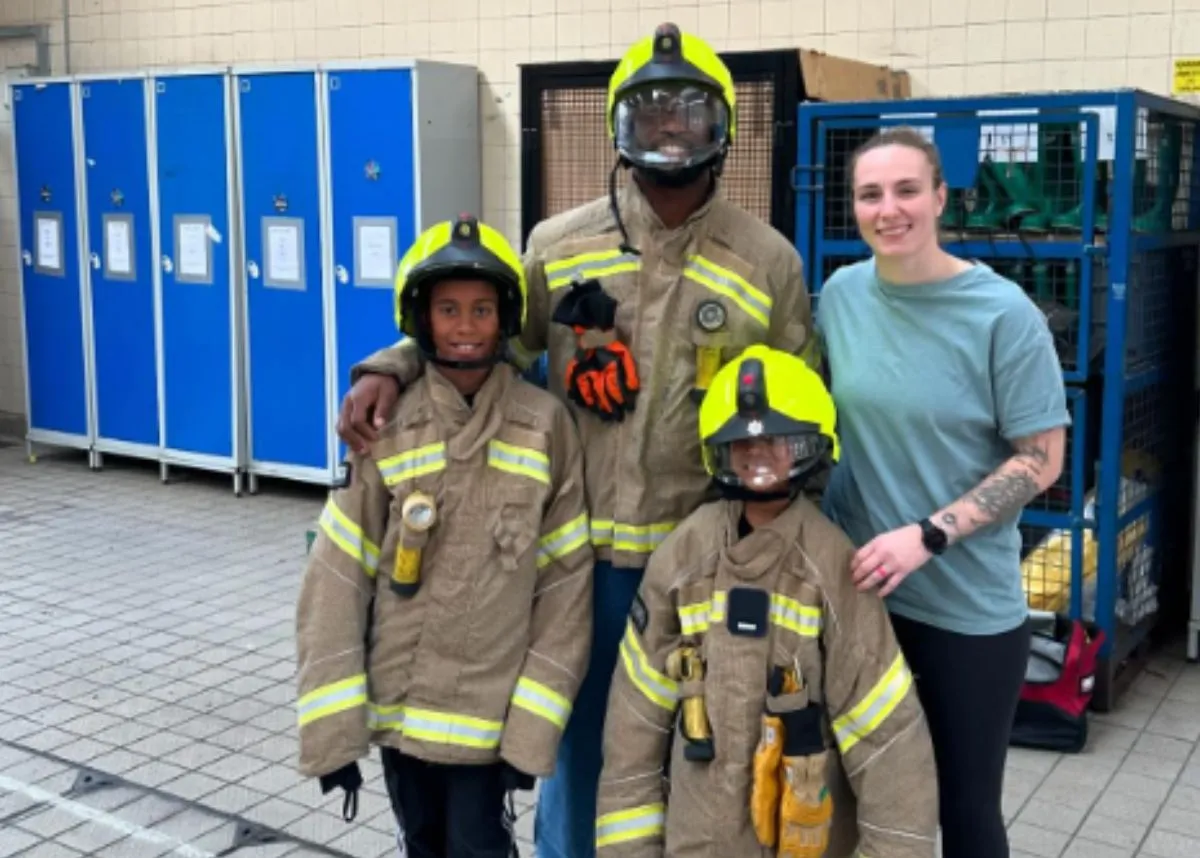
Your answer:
[68,768,119,797]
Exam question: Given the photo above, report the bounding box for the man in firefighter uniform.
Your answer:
[296,215,594,858]
[594,345,938,858]
[334,24,816,858]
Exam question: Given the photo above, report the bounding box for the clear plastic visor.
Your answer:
[706,433,828,490]
[613,84,729,170]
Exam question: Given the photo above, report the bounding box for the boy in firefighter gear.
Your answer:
[295,214,594,858]
[593,345,939,858]
[335,24,817,858]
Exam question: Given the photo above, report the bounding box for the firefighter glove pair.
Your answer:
[751,668,833,857]
[552,279,639,422]
[319,761,363,822]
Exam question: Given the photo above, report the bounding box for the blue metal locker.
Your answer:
[152,71,243,494]
[11,79,92,460]
[79,75,161,462]
[321,61,481,479]
[235,69,332,486]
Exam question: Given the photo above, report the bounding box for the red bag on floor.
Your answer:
[1009,612,1106,754]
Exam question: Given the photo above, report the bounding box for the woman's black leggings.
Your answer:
[889,612,1032,858]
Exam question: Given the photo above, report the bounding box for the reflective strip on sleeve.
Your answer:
[833,652,915,755]
[297,674,368,727]
[537,513,590,569]
[684,255,772,328]
[487,440,551,485]
[618,621,678,711]
[510,676,572,730]
[368,703,504,750]
[545,250,641,291]
[378,443,447,487]
[595,804,666,849]
[677,591,820,638]
[318,499,380,577]
[590,519,676,554]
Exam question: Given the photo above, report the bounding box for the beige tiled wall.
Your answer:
[0,0,1195,418]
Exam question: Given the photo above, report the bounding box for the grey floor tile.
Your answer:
[0,829,40,857]
[1138,828,1200,857]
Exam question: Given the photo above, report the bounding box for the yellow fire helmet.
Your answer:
[606,22,737,177]
[393,213,527,369]
[698,345,840,497]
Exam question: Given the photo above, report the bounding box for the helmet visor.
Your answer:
[613,82,729,171]
[706,432,830,491]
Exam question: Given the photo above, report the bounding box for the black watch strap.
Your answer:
[919,518,948,555]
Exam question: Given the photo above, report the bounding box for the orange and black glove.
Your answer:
[553,280,640,421]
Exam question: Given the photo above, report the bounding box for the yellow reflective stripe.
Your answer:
[596,804,665,848]
[368,703,504,749]
[770,593,822,638]
[510,677,572,729]
[590,519,677,553]
[684,255,772,328]
[676,591,821,638]
[378,443,446,487]
[545,250,641,291]
[538,513,591,569]
[318,499,380,577]
[618,621,677,710]
[833,653,914,755]
[487,440,551,485]
[297,674,367,726]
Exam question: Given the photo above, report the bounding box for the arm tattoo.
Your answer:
[969,471,1041,521]
[940,511,958,531]
[1013,438,1050,477]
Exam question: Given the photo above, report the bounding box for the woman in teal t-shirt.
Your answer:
[816,126,1071,858]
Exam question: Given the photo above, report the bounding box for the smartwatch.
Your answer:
[918,518,948,555]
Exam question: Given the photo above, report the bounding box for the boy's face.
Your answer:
[427,278,502,363]
[728,436,795,492]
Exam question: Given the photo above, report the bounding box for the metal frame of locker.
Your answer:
[231,60,481,492]
[74,71,163,470]
[9,76,97,465]
[148,67,247,496]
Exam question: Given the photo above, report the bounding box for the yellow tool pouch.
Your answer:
[776,702,832,858]
[665,648,715,762]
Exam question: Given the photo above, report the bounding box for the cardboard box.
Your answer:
[797,48,912,102]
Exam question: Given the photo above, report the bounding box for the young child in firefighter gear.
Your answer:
[594,344,939,858]
[295,214,594,858]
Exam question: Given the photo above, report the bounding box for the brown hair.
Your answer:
[847,126,945,190]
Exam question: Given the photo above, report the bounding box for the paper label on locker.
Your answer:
[105,217,133,276]
[34,213,62,274]
[354,217,397,288]
[265,221,303,287]
[177,220,211,282]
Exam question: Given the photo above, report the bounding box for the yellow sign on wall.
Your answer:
[1173,58,1200,94]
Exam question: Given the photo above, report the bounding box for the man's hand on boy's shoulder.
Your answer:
[338,374,402,454]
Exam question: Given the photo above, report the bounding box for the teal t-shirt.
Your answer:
[816,259,1071,635]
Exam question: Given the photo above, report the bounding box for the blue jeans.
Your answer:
[534,560,643,858]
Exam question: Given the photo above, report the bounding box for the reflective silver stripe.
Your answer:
[545,252,641,290]
[378,444,446,486]
[368,704,505,750]
[318,501,379,576]
[595,804,666,848]
[538,513,590,569]
[683,256,772,326]
[297,675,367,726]
[619,623,677,710]
[511,677,572,729]
[487,440,551,484]
[833,653,913,754]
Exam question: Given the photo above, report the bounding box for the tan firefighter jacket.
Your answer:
[351,178,816,570]
[594,497,938,858]
[295,363,594,781]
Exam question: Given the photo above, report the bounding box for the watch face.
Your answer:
[922,520,947,552]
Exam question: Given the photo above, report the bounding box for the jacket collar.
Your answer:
[424,362,515,461]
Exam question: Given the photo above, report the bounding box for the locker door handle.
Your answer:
[335,264,348,284]
[90,252,100,269]
[161,255,173,274]
[247,260,259,279]
[21,250,31,267]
